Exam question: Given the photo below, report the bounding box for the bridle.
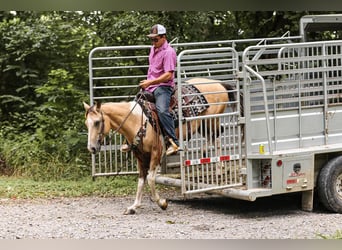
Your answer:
[86,96,145,147]
[97,110,105,145]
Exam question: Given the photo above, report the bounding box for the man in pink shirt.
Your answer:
[122,24,179,156]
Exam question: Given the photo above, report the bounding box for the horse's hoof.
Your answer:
[124,208,136,215]
[159,199,168,210]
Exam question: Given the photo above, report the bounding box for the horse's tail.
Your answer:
[220,82,245,142]
[220,82,244,117]
[220,82,235,102]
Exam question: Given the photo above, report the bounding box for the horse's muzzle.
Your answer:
[88,143,101,154]
[89,147,97,154]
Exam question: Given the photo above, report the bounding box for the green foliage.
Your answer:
[0,127,89,181]
[0,11,95,180]
[317,230,342,239]
[95,11,241,45]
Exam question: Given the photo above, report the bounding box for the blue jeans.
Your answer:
[153,86,179,146]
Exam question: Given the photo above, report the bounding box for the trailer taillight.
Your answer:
[277,160,283,167]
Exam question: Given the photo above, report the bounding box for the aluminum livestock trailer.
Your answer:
[88,15,342,213]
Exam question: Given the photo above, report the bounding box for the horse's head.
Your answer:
[83,102,109,154]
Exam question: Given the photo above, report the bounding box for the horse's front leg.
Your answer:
[147,164,168,210]
[124,176,144,215]
[124,171,145,215]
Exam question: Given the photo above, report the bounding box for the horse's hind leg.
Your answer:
[147,165,168,210]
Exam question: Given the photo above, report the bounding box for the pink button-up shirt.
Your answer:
[145,41,177,93]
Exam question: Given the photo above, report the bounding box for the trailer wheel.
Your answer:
[317,156,342,213]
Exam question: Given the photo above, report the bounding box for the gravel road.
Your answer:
[0,190,341,239]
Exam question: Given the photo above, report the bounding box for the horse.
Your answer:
[83,77,236,215]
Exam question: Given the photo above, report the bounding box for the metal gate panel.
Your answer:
[89,46,150,177]
[176,47,244,195]
[91,131,138,177]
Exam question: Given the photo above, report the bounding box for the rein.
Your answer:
[97,111,105,144]
[109,100,141,137]
[96,93,147,149]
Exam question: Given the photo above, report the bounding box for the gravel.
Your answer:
[0,191,341,239]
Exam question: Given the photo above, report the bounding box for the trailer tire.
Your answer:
[317,156,342,213]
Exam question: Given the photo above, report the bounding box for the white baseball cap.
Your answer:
[147,24,166,38]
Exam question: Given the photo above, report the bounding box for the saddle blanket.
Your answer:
[137,84,209,130]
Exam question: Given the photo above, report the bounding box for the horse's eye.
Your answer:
[94,120,100,127]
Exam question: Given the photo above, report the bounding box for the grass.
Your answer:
[317,230,342,239]
[0,175,141,199]
[0,175,178,199]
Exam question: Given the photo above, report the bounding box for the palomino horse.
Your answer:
[83,77,235,215]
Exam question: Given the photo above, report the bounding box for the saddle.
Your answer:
[136,85,209,131]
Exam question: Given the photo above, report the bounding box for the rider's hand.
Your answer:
[139,80,153,89]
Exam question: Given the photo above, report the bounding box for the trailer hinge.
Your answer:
[238,117,246,124]
[237,71,245,78]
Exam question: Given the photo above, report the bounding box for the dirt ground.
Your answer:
[0,190,341,239]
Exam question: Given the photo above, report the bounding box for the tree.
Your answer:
[0,11,99,179]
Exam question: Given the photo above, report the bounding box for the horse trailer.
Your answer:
[88,14,342,213]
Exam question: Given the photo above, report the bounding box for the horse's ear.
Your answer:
[83,102,90,111]
[95,101,101,112]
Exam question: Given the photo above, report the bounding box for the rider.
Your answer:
[121,24,180,156]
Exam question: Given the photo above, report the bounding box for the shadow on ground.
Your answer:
[167,191,330,218]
